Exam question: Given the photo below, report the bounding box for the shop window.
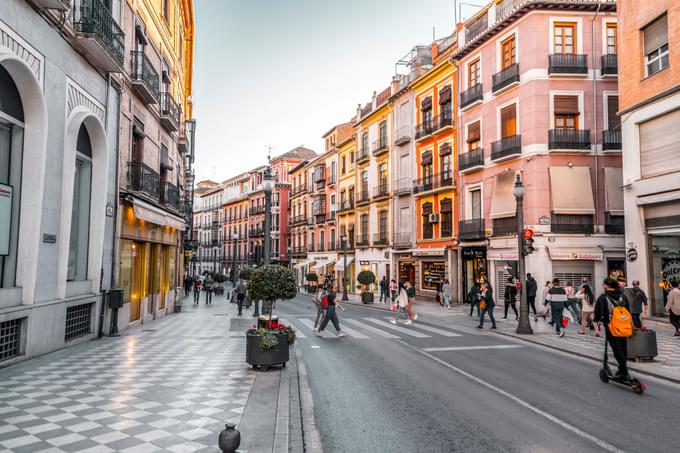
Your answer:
[422,261,446,290]
[67,125,92,282]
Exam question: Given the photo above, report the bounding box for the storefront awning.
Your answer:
[311,260,331,272]
[294,260,314,269]
[604,167,624,216]
[549,167,595,215]
[132,198,186,231]
[489,172,516,219]
[548,248,603,261]
[334,257,354,271]
[487,248,518,261]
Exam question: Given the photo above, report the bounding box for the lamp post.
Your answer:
[260,165,275,315]
[341,234,349,301]
[231,233,239,286]
[513,173,533,335]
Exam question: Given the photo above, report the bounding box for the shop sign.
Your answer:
[626,243,638,263]
[462,248,486,259]
[662,259,680,283]
[539,215,550,225]
[487,250,518,261]
[0,184,11,256]
[413,249,445,257]
[359,261,370,265]
[550,249,603,261]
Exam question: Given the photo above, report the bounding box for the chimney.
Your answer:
[391,75,399,93]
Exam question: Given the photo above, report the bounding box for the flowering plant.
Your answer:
[246,322,297,350]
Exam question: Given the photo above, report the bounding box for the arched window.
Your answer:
[67,124,92,281]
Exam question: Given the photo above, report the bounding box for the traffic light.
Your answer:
[522,228,535,256]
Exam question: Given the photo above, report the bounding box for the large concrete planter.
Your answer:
[361,292,374,304]
[627,330,658,360]
[246,331,289,369]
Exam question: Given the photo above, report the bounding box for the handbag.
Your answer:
[479,301,488,311]
[390,303,398,311]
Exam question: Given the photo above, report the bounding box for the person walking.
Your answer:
[467,280,481,317]
[435,279,444,306]
[564,281,581,324]
[204,274,214,304]
[546,278,567,336]
[576,284,599,336]
[312,286,326,329]
[442,279,452,311]
[630,280,648,329]
[503,277,519,320]
[390,279,399,303]
[405,281,417,321]
[192,276,202,305]
[594,277,631,378]
[526,273,538,320]
[541,280,552,321]
[235,279,247,316]
[391,283,411,325]
[379,276,389,304]
[184,275,192,297]
[477,282,497,329]
[665,279,680,337]
[315,285,346,337]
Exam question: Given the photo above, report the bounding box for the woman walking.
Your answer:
[477,282,497,329]
[312,286,326,329]
[315,285,346,338]
[503,277,519,320]
[541,280,552,321]
[404,281,418,321]
[546,279,567,337]
[193,277,201,305]
[391,283,411,325]
[442,279,452,311]
[665,279,680,336]
[564,280,581,324]
[390,279,399,303]
[576,284,599,336]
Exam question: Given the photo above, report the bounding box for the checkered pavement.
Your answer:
[0,296,254,453]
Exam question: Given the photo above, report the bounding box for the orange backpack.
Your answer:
[607,296,634,337]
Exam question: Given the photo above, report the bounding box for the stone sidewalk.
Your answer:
[327,293,680,383]
[0,293,291,453]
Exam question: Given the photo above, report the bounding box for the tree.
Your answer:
[211,272,228,284]
[239,267,254,281]
[248,265,297,320]
[357,270,376,294]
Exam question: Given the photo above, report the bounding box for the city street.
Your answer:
[278,295,679,453]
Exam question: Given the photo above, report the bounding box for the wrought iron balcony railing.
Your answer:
[161,182,180,210]
[249,228,265,238]
[160,92,180,132]
[602,129,621,151]
[338,200,355,213]
[250,205,265,215]
[372,138,389,156]
[372,183,389,200]
[458,219,485,241]
[356,189,370,205]
[459,148,484,172]
[548,54,588,75]
[356,148,370,164]
[127,161,160,200]
[601,54,618,76]
[460,84,483,109]
[413,172,453,195]
[72,0,125,71]
[548,129,591,150]
[372,233,389,246]
[492,63,519,93]
[491,135,522,161]
[356,234,370,247]
[436,112,453,130]
[393,232,411,249]
[130,51,159,104]
[415,120,434,140]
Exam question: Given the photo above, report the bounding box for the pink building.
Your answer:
[454,0,624,298]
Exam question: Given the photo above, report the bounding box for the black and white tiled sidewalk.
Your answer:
[0,296,254,453]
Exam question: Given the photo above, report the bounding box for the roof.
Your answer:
[273,146,317,161]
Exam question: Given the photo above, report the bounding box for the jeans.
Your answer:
[394,306,409,322]
[205,289,213,304]
[565,299,581,323]
[314,305,325,329]
[443,296,450,308]
[479,305,496,327]
[470,300,480,317]
[319,305,340,332]
[550,302,564,333]
[527,296,537,316]
[504,301,518,318]
[193,289,200,304]
[632,313,642,329]
[380,289,389,302]
[606,330,628,377]
[669,311,680,332]
[237,295,244,316]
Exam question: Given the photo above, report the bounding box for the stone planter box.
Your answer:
[627,330,658,361]
[246,331,289,369]
[361,292,374,304]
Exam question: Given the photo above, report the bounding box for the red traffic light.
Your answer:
[522,228,534,239]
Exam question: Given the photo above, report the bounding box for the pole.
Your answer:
[264,189,271,265]
[342,238,348,301]
[516,192,533,334]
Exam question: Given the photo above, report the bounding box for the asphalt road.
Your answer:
[276,295,679,453]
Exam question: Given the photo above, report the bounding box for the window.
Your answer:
[379,210,388,240]
[361,170,368,192]
[341,156,346,174]
[421,151,433,185]
[606,23,617,55]
[350,150,354,164]
[501,35,516,69]
[331,161,336,183]
[349,187,354,204]
[378,163,387,187]
[68,125,92,281]
[554,22,576,54]
[468,58,481,86]
[340,190,346,206]
[379,121,387,147]
[361,214,369,238]
[554,96,579,129]
[441,153,452,180]
[439,86,452,121]
[320,231,325,250]
[470,189,482,219]
[422,203,433,239]
[500,104,517,137]
[643,14,669,76]
[440,198,453,237]
[606,95,620,130]
[361,133,368,155]
[467,122,481,151]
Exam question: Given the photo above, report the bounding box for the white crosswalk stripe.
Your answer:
[295,318,369,339]
[382,317,461,337]
[344,319,400,339]
[280,319,306,338]
[364,318,431,338]
[298,318,318,332]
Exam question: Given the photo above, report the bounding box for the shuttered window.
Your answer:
[640,109,680,178]
[467,121,481,151]
[606,95,619,130]
[554,95,579,129]
[500,104,517,138]
[501,35,516,69]
[468,59,481,87]
[553,23,576,54]
[643,14,669,76]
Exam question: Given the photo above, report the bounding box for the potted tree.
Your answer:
[357,270,376,304]
[212,272,228,296]
[246,265,298,369]
[305,272,318,294]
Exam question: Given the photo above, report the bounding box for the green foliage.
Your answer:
[248,265,297,303]
[239,267,254,281]
[247,327,280,351]
[305,272,318,282]
[357,270,376,286]
[211,272,228,283]
[284,325,297,345]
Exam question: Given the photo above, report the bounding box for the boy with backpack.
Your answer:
[594,277,634,379]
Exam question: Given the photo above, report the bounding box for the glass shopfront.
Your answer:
[422,261,446,290]
[649,232,680,316]
[462,247,487,299]
[399,260,416,285]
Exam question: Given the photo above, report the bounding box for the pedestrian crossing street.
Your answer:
[281,316,466,341]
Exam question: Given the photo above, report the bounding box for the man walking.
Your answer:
[315,285,346,337]
[503,277,519,320]
[467,280,481,317]
[526,273,538,320]
[442,279,452,310]
[204,274,214,304]
[235,279,247,316]
[630,280,648,329]
[595,278,631,379]
[379,276,389,303]
[546,278,567,337]
[193,276,201,305]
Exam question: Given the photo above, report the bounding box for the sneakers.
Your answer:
[337,332,346,338]
[490,326,497,330]
[405,320,412,325]
[390,320,397,325]
[477,325,483,329]
[315,330,322,337]
[413,314,418,321]
[559,330,565,337]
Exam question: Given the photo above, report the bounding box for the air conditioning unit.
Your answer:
[428,213,440,223]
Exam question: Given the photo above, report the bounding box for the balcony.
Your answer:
[127,161,160,200]
[551,214,594,234]
[71,0,125,72]
[356,234,370,248]
[313,170,325,184]
[34,0,70,11]
[250,205,265,215]
[395,126,411,146]
[130,51,159,104]
[356,189,370,206]
[292,184,308,197]
[372,233,389,247]
[548,54,588,75]
[372,139,389,157]
[413,172,454,195]
[314,214,326,225]
[178,123,188,154]
[548,129,591,150]
[328,211,337,222]
[160,92,180,132]
[372,183,389,201]
[160,182,180,210]
[326,175,337,187]
[436,112,453,131]
[492,63,519,93]
[289,214,307,226]
[249,228,265,238]
[492,217,517,237]
[605,213,624,234]
[601,54,618,76]
[415,120,434,141]
[290,246,307,256]
[356,149,370,165]
[491,135,522,161]
[458,219,485,241]
[602,129,622,151]
[393,178,412,196]
[459,148,484,173]
[317,243,325,252]
[327,241,337,251]
[393,233,411,249]
[338,200,355,213]
[460,84,483,110]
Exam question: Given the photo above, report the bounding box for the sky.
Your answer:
[192,0,484,182]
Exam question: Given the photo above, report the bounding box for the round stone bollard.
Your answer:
[218,423,241,452]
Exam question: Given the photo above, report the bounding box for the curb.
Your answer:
[273,359,290,453]
[294,346,323,453]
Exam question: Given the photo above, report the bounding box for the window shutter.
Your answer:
[421,151,433,165]
[422,202,433,215]
[554,96,579,114]
[643,14,668,55]
[501,104,517,137]
[640,109,680,178]
[421,96,432,110]
[467,121,481,142]
[607,95,620,130]
[439,86,451,103]
[439,143,452,156]
[440,198,453,212]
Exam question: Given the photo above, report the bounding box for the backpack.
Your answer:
[322,294,330,309]
[607,295,634,337]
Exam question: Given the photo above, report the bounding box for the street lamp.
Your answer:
[341,234,349,301]
[513,173,533,335]
[231,233,239,286]
[262,166,275,266]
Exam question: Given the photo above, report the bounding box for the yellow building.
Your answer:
[335,124,357,292]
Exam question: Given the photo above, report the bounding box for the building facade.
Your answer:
[335,127,357,292]
[619,0,680,317]
[454,0,621,299]
[0,0,122,364]
[220,174,251,279]
[289,160,311,286]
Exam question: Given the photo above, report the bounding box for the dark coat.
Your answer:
[526,277,538,298]
[594,288,626,325]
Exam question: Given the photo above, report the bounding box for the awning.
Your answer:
[549,167,595,215]
[311,260,331,272]
[334,257,355,271]
[637,189,680,206]
[604,167,624,215]
[489,172,516,219]
[132,198,186,231]
[487,248,518,261]
[294,260,314,269]
[548,248,603,261]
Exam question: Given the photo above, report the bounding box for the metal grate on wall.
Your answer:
[0,318,23,362]
[65,303,93,342]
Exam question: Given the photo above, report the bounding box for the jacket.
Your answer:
[594,288,626,325]
[665,288,680,315]
[442,283,452,298]
[467,285,481,303]
[546,287,568,304]
[480,290,494,308]
[526,278,538,298]
[397,289,408,307]
[504,284,517,303]
[236,283,247,295]
[575,291,594,312]
[379,279,388,290]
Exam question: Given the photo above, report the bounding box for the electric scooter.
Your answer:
[599,340,646,394]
